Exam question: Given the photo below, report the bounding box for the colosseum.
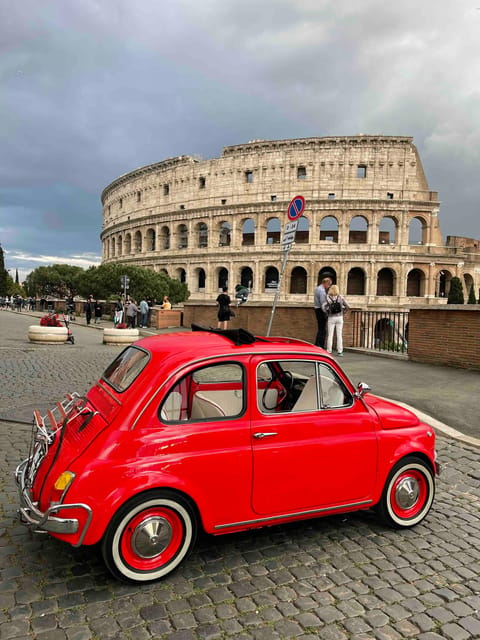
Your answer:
[101,135,480,308]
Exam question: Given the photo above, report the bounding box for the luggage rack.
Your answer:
[33,392,85,444]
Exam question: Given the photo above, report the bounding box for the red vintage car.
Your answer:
[16,326,439,583]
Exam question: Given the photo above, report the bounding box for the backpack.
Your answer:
[328,297,342,314]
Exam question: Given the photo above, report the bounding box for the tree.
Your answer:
[24,265,84,298]
[0,245,7,297]
[447,276,464,304]
[467,284,477,304]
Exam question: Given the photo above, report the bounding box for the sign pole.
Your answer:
[266,196,305,336]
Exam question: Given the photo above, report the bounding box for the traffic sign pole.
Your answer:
[266,196,305,336]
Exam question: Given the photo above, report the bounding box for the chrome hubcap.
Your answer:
[395,476,420,510]
[131,516,172,558]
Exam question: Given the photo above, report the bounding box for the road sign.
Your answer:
[281,219,299,247]
[287,195,305,221]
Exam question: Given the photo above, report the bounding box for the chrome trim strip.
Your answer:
[213,500,373,530]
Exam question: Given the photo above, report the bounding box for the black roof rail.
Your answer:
[191,323,263,345]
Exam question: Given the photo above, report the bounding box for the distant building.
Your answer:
[101,135,480,306]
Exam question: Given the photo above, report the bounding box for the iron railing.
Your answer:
[350,310,409,354]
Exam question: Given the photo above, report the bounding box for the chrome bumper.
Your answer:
[15,458,92,545]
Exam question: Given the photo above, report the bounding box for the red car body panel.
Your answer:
[19,330,438,550]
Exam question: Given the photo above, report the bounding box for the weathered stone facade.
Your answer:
[101,135,480,307]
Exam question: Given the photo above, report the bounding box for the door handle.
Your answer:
[253,432,278,439]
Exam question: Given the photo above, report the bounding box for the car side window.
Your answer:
[256,360,352,414]
[160,362,244,422]
[317,363,352,409]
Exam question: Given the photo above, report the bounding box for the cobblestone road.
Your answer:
[1,310,479,639]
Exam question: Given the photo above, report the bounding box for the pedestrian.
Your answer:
[322,284,349,356]
[94,300,103,324]
[234,284,249,306]
[160,295,171,310]
[313,276,332,348]
[139,298,149,328]
[216,286,232,330]
[114,299,123,326]
[84,295,94,325]
[126,299,139,328]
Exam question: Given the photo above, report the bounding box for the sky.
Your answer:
[1,0,480,282]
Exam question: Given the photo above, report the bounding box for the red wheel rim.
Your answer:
[390,469,428,519]
[120,507,184,571]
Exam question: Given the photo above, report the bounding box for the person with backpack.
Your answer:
[322,284,349,356]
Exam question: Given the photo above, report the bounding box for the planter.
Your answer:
[28,325,68,344]
[156,310,182,329]
[103,328,139,345]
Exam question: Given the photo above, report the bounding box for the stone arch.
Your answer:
[117,235,123,256]
[146,228,156,252]
[177,224,188,249]
[111,237,116,258]
[349,216,368,244]
[317,266,337,286]
[160,226,170,250]
[134,230,142,253]
[464,272,474,297]
[197,222,208,248]
[379,216,398,245]
[266,217,281,245]
[241,218,255,246]
[195,267,206,291]
[239,266,253,290]
[265,266,279,291]
[347,267,366,295]
[319,216,339,243]
[408,216,427,245]
[290,266,307,294]
[295,216,309,244]
[407,268,426,297]
[175,267,186,283]
[217,267,229,290]
[219,221,231,247]
[124,233,131,254]
[437,269,453,298]
[376,267,395,296]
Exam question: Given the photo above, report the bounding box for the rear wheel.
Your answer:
[101,490,197,583]
[376,456,435,528]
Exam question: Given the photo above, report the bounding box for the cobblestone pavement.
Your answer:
[1,310,480,639]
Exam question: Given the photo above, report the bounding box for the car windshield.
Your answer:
[102,347,149,392]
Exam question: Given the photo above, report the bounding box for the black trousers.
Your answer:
[314,308,327,348]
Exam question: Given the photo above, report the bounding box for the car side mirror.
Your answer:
[355,381,371,398]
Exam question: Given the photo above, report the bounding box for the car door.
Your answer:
[250,357,379,516]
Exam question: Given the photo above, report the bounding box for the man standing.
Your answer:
[139,298,149,328]
[313,277,332,348]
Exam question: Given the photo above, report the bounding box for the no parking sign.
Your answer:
[281,195,305,250]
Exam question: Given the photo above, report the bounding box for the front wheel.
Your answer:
[101,490,197,583]
[376,456,435,528]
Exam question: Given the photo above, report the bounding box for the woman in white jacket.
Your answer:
[322,284,349,356]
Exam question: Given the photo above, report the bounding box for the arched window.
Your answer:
[379,216,397,245]
[197,222,208,248]
[117,235,123,256]
[217,267,229,290]
[317,267,337,286]
[134,231,142,253]
[242,218,255,246]
[146,228,156,251]
[266,217,281,245]
[124,233,131,254]
[347,268,366,295]
[407,268,424,297]
[240,267,253,290]
[265,266,279,291]
[319,216,338,243]
[196,268,206,291]
[376,268,395,296]
[175,268,186,283]
[437,269,452,298]
[219,222,231,247]
[408,216,427,245]
[177,224,188,249]
[290,266,307,294]
[111,237,116,257]
[160,226,170,250]
[295,216,309,244]
[349,216,368,244]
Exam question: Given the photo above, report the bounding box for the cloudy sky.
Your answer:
[1,0,479,281]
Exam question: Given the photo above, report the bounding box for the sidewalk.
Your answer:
[2,308,479,445]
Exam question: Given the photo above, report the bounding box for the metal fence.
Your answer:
[350,310,409,354]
